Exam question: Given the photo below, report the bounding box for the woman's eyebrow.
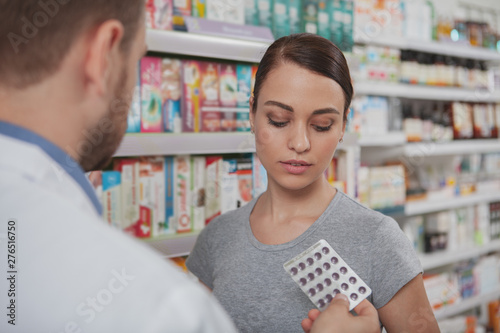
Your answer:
[312,108,341,115]
[264,100,340,116]
[264,100,294,112]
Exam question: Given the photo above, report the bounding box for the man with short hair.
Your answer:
[0,1,236,332]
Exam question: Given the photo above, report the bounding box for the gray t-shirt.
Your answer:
[186,191,422,333]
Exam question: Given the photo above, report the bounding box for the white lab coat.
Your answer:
[0,133,237,333]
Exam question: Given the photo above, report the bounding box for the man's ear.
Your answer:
[83,20,124,97]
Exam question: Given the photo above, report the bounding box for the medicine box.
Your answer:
[181,60,202,132]
[141,57,163,132]
[200,61,221,132]
[162,58,182,133]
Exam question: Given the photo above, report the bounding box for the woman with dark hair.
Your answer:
[187,34,439,333]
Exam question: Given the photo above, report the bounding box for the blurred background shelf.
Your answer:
[359,132,407,147]
[420,239,500,271]
[404,139,500,156]
[147,29,270,62]
[355,35,500,62]
[144,232,200,258]
[355,82,500,102]
[405,192,500,216]
[115,132,256,156]
[434,288,500,320]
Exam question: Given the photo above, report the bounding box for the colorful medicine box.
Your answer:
[127,63,141,133]
[102,171,122,228]
[141,57,163,133]
[162,58,182,133]
[181,60,202,132]
[200,61,221,132]
[174,155,192,233]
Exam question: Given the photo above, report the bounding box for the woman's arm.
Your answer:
[378,274,439,333]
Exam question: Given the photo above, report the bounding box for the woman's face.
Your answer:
[250,62,346,192]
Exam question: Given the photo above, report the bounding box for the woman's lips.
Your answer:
[280,160,312,174]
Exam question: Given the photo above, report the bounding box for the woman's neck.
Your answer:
[258,178,337,225]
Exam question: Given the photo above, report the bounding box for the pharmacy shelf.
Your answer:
[115,132,256,156]
[147,29,271,63]
[434,288,500,320]
[420,239,500,271]
[404,139,500,156]
[144,232,200,258]
[115,132,359,157]
[405,192,500,216]
[359,132,406,147]
[355,82,500,102]
[355,35,500,62]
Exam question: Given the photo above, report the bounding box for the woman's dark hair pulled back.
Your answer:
[252,33,353,122]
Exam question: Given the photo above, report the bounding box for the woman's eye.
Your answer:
[313,124,333,132]
[267,117,288,128]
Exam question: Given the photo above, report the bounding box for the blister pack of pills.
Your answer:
[283,239,372,311]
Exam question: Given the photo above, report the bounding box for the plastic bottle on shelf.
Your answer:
[478,61,489,90]
[421,106,433,142]
[431,103,445,142]
[435,55,447,86]
[451,6,469,45]
[426,53,437,86]
[467,20,483,47]
[441,103,454,142]
[472,60,484,90]
[416,52,427,85]
[466,59,476,90]
[399,50,410,84]
[444,56,456,87]
[456,58,468,88]
[451,102,474,140]
[388,97,403,132]
[409,51,420,85]
[403,102,423,142]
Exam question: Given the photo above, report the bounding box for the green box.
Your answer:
[272,0,290,39]
[245,0,258,25]
[341,0,354,52]
[329,0,343,48]
[288,0,302,34]
[317,0,330,39]
[302,0,318,35]
[257,0,273,29]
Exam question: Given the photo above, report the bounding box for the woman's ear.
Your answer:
[249,96,255,132]
[342,108,350,134]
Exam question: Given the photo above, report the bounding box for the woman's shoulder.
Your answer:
[332,192,399,232]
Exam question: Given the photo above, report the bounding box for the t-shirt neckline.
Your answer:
[244,191,344,252]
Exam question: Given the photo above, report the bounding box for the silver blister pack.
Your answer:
[283,239,372,311]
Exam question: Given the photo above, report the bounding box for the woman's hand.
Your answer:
[301,294,380,333]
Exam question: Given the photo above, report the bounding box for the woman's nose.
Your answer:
[287,124,310,153]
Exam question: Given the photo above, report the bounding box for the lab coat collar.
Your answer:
[0,121,103,215]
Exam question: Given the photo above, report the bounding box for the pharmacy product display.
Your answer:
[144,0,355,51]
[92,154,348,240]
[404,202,498,255]
[355,0,500,52]
[349,98,500,141]
[284,239,372,311]
[424,255,500,312]
[128,56,257,134]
